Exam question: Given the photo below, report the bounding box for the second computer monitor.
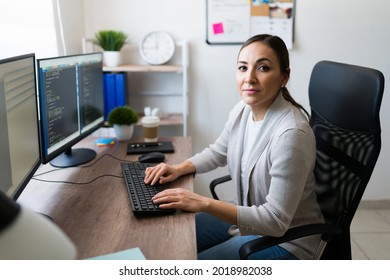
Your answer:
[37,53,104,168]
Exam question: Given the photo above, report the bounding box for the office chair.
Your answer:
[209,60,385,259]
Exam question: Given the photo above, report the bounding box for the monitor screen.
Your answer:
[0,53,40,200]
[37,53,104,168]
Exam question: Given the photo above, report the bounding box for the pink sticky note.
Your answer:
[213,22,224,35]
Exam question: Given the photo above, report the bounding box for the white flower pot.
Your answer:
[113,124,134,141]
[103,51,121,67]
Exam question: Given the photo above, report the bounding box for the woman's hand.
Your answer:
[152,188,210,213]
[144,160,197,186]
[144,163,180,186]
[153,188,237,225]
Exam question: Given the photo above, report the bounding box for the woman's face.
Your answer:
[236,41,288,118]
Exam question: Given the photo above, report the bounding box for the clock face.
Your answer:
[139,32,175,65]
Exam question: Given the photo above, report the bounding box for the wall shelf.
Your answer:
[83,38,189,136]
[135,113,183,126]
[103,64,183,73]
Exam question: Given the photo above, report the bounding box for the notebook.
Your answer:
[126,141,174,155]
[88,247,146,260]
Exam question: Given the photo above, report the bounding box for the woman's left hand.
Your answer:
[152,188,209,213]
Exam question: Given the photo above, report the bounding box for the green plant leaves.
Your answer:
[94,30,127,51]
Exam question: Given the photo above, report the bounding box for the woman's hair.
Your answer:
[239,34,310,119]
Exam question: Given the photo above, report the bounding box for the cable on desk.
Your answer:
[33,153,137,177]
[33,168,62,177]
[81,153,137,167]
[31,174,124,185]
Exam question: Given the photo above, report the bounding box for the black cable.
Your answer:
[33,153,137,177]
[31,174,124,185]
[80,153,137,167]
[33,168,62,177]
[31,153,137,184]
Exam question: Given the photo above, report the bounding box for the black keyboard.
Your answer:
[120,162,175,216]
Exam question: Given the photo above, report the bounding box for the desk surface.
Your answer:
[17,132,196,260]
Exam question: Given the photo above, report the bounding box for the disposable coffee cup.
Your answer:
[141,116,160,142]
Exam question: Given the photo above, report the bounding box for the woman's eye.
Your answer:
[258,65,270,71]
[238,65,247,71]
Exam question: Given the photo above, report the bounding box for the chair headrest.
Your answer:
[309,60,384,132]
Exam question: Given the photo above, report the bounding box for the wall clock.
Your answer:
[139,31,175,65]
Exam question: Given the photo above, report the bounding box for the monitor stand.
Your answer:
[50,148,96,168]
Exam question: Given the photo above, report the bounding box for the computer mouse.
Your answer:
[138,152,165,163]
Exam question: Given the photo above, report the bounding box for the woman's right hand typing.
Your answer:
[144,160,196,186]
[144,163,179,186]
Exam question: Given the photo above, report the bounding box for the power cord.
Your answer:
[33,153,137,177]
[32,153,137,184]
[31,174,124,185]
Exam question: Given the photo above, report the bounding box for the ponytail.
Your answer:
[281,87,310,121]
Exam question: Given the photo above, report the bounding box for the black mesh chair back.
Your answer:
[309,60,384,259]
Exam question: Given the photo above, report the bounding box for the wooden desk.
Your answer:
[17,132,196,260]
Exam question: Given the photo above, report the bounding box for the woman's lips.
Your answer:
[243,88,259,94]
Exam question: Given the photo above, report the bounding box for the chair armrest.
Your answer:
[239,223,341,259]
[209,175,232,200]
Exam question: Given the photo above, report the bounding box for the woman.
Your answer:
[144,34,324,260]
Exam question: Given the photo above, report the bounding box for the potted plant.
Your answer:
[94,30,128,67]
[107,106,139,141]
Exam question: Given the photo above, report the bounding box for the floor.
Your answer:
[351,200,390,259]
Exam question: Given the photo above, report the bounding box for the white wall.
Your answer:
[0,0,58,59]
[60,0,390,200]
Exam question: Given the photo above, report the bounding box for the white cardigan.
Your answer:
[189,93,324,259]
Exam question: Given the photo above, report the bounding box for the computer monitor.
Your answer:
[0,53,40,200]
[36,52,104,168]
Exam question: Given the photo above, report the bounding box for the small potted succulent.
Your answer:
[94,30,128,67]
[107,106,139,141]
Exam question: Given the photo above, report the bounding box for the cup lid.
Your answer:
[141,115,160,125]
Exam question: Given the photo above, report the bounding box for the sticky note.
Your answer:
[213,22,224,35]
[95,138,115,146]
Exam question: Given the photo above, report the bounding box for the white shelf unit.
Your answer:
[83,38,189,137]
